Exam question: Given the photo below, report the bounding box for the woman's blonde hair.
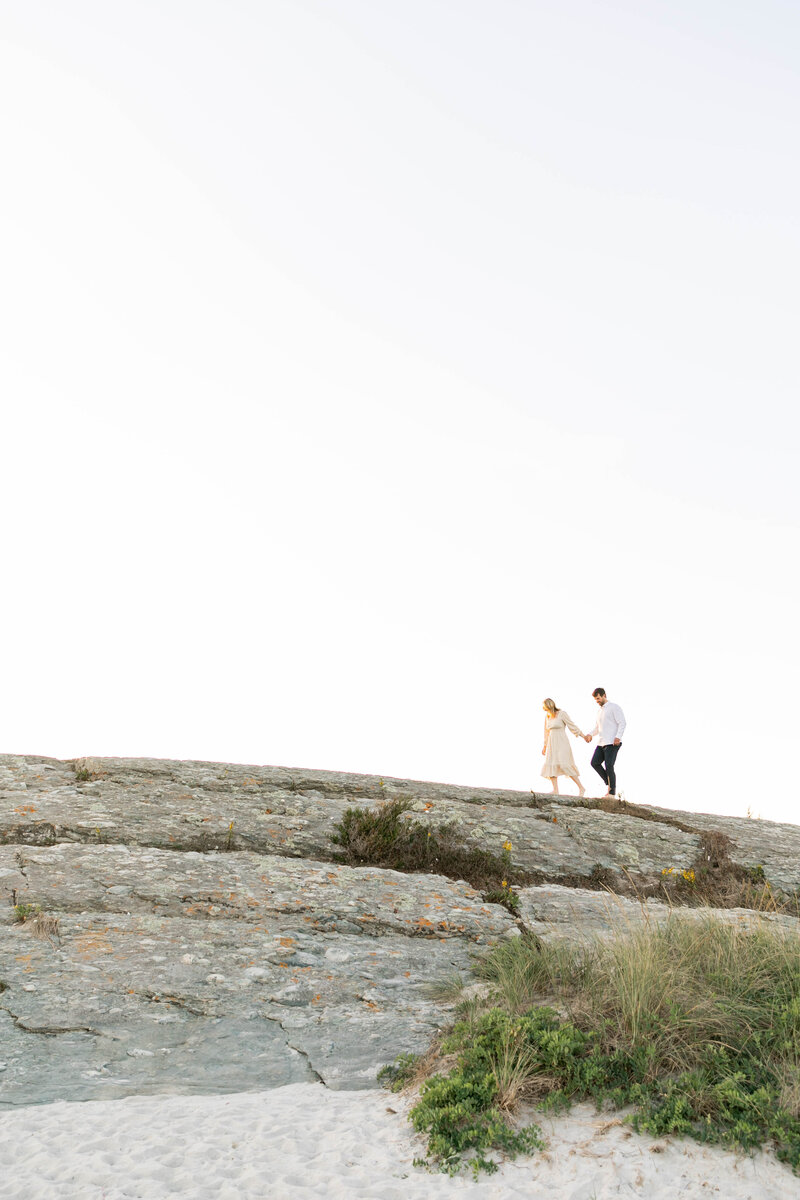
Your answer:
[543,698,559,716]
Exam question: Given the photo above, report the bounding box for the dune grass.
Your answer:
[384,914,800,1176]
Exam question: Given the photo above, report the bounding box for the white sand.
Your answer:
[0,1083,794,1200]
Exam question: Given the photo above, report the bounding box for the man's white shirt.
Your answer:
[591,702,626,746]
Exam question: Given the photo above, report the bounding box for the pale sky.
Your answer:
[2,1,798,823]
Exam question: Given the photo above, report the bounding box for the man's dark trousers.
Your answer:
[591,743,622,795]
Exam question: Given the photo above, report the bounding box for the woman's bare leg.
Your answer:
[575,775,585,797]
[549,777,559,795]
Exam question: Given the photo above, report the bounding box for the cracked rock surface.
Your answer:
[1,753,799,1108]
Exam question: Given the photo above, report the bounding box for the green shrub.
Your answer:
[332,799,527,913]
[410,1010,546,1175]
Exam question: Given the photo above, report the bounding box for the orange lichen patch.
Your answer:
[14,954,33,965]
[415,917,434,929]
[278,937,295,947]
[277,962,289,969]
[311,994,322,1005]
[362,1001,381,1011]
[74,929,114,959]
[404,971,411,977]
[422,802,434,811]
[13,805,37,814]
[245,898,260,908]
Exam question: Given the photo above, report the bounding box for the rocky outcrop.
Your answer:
[1,753,798,1108]
[3,755,799,886]
[517,884,800,943]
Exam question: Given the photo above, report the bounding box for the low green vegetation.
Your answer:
[378,1052,421,1092]
[655,831,800,917]
[383,916,800,1176]
[13,902,42,923]
[71,759,107,783]
[331,799,526,914]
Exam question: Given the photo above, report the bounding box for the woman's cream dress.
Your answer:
[541,710,585,779]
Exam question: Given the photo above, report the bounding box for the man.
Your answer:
[584,688,626,798]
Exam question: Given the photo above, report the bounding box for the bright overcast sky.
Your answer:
[2,1,798,823]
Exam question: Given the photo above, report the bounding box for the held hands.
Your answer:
[584,734,592,743]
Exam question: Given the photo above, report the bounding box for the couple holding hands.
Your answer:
[541,688,626,798]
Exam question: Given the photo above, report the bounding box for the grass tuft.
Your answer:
[12,903,60,941]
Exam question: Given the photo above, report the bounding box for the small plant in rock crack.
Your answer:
[484,881,521,913]
[72,759,106,782]
[484,841,522,913]
[13,903,42,923]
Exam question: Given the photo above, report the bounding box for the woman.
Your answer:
[540,698,586,797]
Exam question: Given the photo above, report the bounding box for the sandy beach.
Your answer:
[0,1082,794,1200]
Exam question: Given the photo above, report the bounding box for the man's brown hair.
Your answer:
[592,687,606,697]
